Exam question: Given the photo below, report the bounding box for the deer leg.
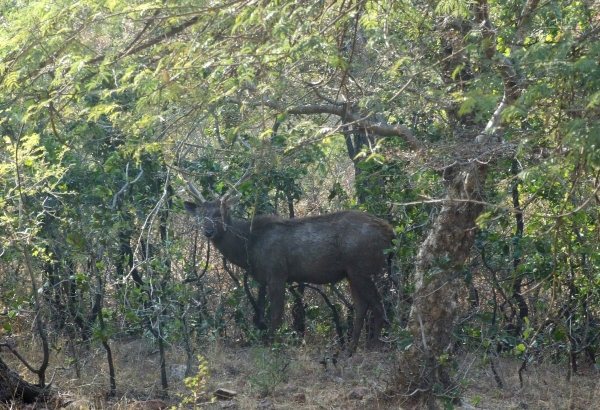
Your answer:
[348,281,368,353]
[359,277,384,348]
[268,281,286,343]
[367,289,384,348]
[255,284,267,331]
[349,276,385,352]
[245,271,268,331]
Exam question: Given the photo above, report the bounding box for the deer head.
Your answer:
[183,196,241,238]
[178,142,253,238]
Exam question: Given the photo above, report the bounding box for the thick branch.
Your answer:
[0,356,51,403]
[121,9,161,58]
[475,0,525,143]
[515,0,541,44]
[226,98,423,151]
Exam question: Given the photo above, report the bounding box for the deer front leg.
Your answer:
[268,280,286,344]
[244,270,268,331]
[255,284,267,330]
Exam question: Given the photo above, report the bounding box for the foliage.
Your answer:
[177,355,214,409]
[249,347,291,398]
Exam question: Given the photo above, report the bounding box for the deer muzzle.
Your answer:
[203,218,216,238]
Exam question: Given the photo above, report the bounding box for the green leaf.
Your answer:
[458,97,476,116]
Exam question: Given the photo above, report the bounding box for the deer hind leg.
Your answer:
[348,280,368,353]
[365,283,384,348]
[348,275,384,352]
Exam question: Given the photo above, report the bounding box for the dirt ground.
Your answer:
[1,337,599,409]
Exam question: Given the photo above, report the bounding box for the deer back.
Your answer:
[246,211,394,285]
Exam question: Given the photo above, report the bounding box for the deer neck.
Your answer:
[210,218,252,270]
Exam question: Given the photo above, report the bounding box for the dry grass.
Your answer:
[461,356,600,410]
[2,336,599,410]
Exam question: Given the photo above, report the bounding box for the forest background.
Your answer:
[1,0,600,409]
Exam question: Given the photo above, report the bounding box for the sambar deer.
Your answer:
[181,155,394,352]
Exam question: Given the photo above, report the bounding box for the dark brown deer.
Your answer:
[181,157,394,352]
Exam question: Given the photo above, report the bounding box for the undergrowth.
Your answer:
[0,336,599,409]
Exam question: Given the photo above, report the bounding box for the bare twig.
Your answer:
[110,162,144,210]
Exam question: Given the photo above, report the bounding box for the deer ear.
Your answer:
[224,195,241,208]
[184,201,200,216]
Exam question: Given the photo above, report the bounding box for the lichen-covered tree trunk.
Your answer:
[398,163,487,408]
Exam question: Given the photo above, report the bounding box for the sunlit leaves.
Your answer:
[435,0,472,17]
[3,72,19,92]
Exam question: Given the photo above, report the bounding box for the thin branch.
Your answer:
[515,0,541,44]
[222,258,241,287]
[222,154,254,201]
[290,283,345,346]
[183,240,210,284]
[395,183,600,219]
[0,343,39,374]
[102,16,199,66]
[329,283,353,311]
[110,163,144,210]
[176,118,209,203]
[22,24,86,83]
[87,0,247,66]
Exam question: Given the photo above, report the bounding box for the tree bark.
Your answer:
[0,355,50,403]
[397,163,487,408]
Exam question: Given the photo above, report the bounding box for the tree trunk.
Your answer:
[397,163,487,408]
[0,356,50,403]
